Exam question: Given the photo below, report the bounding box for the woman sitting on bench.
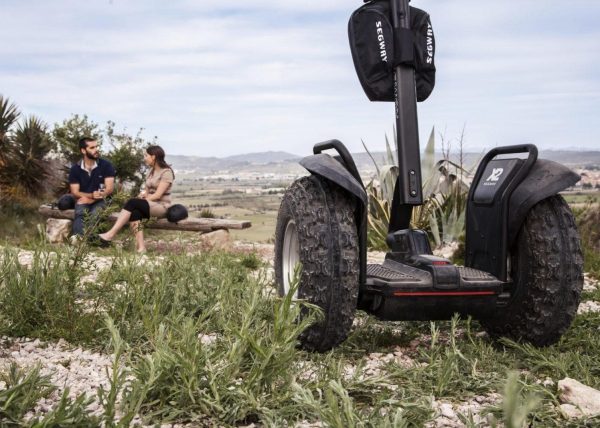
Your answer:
[98,145,174,253]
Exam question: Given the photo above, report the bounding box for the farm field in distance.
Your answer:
[169,169,599,244]
[171,172,300,242]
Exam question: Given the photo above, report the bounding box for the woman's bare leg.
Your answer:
[99,209,132,241]
[130,221,146,253]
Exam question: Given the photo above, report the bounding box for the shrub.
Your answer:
[200,208,216,218]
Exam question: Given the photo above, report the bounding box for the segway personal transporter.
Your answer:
[275,0,583,352]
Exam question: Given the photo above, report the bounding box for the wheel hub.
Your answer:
[282,219,300,298]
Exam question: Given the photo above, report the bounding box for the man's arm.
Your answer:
[103,176,115,196]
[70,183,95,204]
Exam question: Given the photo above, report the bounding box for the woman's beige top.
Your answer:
[144,167,174,217]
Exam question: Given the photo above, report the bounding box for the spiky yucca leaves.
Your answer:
[0,95,20,147]
[364,128,436,250]
[4,116,55,198]
[0,96,20,199]
[364,127,472,250]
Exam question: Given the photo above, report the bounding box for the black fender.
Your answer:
[300,154,367,206]
[508,159,580,245]
[300,152,369,288]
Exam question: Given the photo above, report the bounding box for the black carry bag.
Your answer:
[348,0,436,102]
[166,204,188,223]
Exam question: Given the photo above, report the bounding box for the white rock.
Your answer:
[200,229,232,251]
[439,403,457,420]
[560,403,584,419]
[46,219,72,243]
[577,301,600,315]
[558,378,600,417]
[433,242,459,260]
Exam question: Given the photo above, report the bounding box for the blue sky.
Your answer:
[1,0,599,157]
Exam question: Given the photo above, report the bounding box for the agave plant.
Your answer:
[0,96,20,201]
[2,115,54,198]
[0,96,20,167]
[364,127,473,250]
[0,97,19,134]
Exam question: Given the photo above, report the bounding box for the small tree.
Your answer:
[103,120,155,194]
[52,114,102,165]
[52,116,152,196]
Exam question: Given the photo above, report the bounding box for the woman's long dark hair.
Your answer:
[146,145,174,179]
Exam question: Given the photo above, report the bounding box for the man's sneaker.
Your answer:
[69,235,81,245]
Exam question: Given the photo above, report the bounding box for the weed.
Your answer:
[239,252,263,270]
[0,248,104,343]
[118,259,316,425]
[97,317,131,427]
[28,389,100,427]
[0,363,55,424]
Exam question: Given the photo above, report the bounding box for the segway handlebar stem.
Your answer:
[390,0,423,208]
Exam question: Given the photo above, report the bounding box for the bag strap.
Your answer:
[392,28,415,67]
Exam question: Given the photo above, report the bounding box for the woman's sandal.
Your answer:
[91,234,111,248]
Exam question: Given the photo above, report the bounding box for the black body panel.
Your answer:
[465,145,537,281]
[466,145,580,281]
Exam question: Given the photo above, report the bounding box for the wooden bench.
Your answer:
[38,204,251,233]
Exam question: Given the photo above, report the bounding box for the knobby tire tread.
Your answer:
[481,195,583,346]
[275,175,359,352]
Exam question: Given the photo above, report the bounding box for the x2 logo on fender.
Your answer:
[486,168,504,182]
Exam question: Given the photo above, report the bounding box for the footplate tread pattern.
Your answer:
[458,266,496,281]
[367,264,417,281]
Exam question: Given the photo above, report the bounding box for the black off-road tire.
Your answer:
[275,175,359,352]
[481,195,584,346]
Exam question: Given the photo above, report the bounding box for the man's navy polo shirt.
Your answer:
[68,158,116,193]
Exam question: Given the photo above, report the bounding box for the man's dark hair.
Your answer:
[79,137,96,150]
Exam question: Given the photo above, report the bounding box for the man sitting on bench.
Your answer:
[68,137,115,240]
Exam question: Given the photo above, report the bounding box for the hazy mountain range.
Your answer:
[169,149,600,175]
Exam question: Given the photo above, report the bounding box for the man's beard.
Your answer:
[85,150,100,160]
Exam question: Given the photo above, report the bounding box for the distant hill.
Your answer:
[169,151,301,174]
[168,149,600,176]
[223,151,301,164]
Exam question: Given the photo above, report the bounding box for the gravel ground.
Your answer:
[1,244,598,426]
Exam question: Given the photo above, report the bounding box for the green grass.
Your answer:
[0,202,47,248]
[573,199,600,279]
[562,191,599,205]
[1,240,599,426]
